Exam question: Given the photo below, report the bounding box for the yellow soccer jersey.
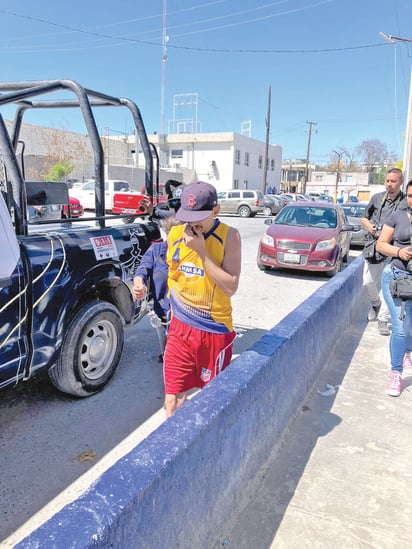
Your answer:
[167,219,233,333]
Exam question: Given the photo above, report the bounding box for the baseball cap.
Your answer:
[175,181,218,222]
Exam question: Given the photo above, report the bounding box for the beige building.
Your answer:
[141,132,282,193]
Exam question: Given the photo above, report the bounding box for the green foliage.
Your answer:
[43,161,74,182]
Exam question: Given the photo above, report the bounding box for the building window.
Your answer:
[271,159,275,171]
[315,174,323,182]
[244,152,249,167]
[171,149,183,158]
[234,179,239,189]
[243,180,248,188]
[258,155,263,169]
[235,149,241,165]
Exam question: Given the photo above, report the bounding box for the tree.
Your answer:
[44,161,74,182]
[357,139,388,173]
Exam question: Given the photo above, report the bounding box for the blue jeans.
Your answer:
[381,263,412,372]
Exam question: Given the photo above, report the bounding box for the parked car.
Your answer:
[62,196,84,218]
[273,194,290,208]
[262,194,284,216]
[340,202,368,247]
[69,179,131,210]
[318,194,334,203]
[257,202,353,277]
[280,193,309,202]
[217,189,265,217]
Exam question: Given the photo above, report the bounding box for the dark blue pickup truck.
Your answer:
[0,80,161,396]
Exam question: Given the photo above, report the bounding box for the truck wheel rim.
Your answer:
[80,320,117,380]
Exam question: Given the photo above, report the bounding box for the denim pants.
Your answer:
[381,263,412,372]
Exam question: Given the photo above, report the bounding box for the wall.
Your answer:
[16,257,366,549]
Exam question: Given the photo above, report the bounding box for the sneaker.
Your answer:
[377,320,390,336]
[368,303,381,321]
[386,372,402,397]
[402,353,412,376]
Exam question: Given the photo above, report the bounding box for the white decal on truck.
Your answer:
[90,235,118,260]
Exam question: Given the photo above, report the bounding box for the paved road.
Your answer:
[0,215,360,543]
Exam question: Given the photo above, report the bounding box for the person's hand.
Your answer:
[139,195,154,215]
[133,278,147,301]
[369,224,378,236]
[399,247,412,262]
[183,224,206,257]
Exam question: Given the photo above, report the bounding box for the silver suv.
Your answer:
[217,189,265,217]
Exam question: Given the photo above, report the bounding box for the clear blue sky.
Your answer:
[1,0,412,165]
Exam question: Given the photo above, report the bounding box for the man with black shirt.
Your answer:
[362,168,405,335]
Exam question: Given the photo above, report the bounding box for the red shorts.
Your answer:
[163,316,236,394]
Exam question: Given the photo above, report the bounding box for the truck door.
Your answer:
[0,194,29,387]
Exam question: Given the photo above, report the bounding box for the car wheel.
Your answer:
[257,261,271,271]
[326,253,343,278]
[48,301,124,397]
[263,207,272,216]
[238,205,251,218]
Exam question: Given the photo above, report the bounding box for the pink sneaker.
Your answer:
[402,353,412,376]
[386,372,402,397]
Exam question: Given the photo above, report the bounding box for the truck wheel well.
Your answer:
[78,278,135,324]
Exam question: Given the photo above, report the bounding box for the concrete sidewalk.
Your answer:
[219,316,412,548]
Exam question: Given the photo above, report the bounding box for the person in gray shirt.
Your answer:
[361,168,405,335]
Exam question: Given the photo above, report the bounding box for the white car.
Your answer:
[69,179,130,210]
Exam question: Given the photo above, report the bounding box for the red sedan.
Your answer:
[62,196,84,218]
[257,202,353,277]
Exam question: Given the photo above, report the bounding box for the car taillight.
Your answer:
[255,200,259,206]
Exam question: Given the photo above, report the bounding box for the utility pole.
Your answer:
[160,0,168,137]
[380,32,412,184]
[332,149,343,203]
[304,121,317,194]
[262,85,271,194]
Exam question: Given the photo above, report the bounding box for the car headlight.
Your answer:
[261,233,274,246]
[315,238,336,251]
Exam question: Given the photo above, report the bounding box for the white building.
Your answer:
[141,132,282,193]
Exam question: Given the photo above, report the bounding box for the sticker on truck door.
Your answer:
[90,235,118,259]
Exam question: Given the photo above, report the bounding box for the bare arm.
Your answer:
[184,226,241,297]
[376,224,412,262]
[361,215,377,236]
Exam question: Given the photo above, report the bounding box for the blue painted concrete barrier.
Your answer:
[17,256,366,548]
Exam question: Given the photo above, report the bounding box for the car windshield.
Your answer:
[275,206,337,228]
[341,205,366,218]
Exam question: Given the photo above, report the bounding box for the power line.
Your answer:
[0,7,390,55]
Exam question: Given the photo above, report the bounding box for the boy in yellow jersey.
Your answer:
[164,181,241,417]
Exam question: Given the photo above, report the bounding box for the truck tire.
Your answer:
[48,301,124,397]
